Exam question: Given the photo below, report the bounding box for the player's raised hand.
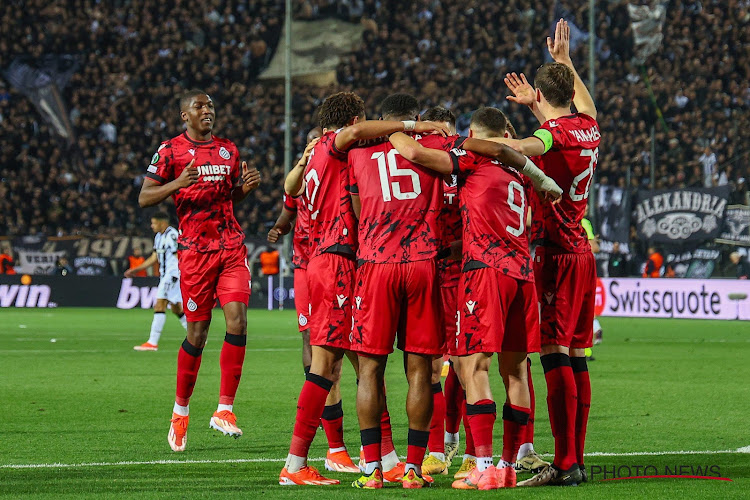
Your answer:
[505,72,535,108]
[415,120,450,137]
[241,161,261,191]
[176,159,199,188]
[547,18,571,64]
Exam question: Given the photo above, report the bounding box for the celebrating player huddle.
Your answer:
[266,19,600,490]
[140,18,598,491]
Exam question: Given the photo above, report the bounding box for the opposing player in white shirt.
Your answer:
[127,212,188,350]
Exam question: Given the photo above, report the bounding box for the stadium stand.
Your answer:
[1,0,747,241]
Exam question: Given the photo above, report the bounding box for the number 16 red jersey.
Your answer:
[531,113,600,253]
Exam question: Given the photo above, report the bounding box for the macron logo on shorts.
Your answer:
[544,292,555,305]
[466,300,477,314]
[355,296,362,309]
[187,298,198,312]
[336,295,348,308]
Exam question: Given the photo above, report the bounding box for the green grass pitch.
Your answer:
[1,308,749,498]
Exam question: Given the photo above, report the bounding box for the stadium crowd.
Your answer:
[1,0,747,239]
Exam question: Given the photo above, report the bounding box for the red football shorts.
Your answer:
[450,267,540,356]
[535,249,597,349]
[178,245,251,322]
[441,284,459,341]
[294,267,310,332]
[307,252,355,350]
[351,260,444,356]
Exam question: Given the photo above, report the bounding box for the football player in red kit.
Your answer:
[138,89,260,452]
[502,20,600,487]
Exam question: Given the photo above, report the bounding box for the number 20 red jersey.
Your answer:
[532,113,600,253]
[303,131,358,258]
[348,134,449,264]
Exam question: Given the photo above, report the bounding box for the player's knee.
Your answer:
[225,314,247,335]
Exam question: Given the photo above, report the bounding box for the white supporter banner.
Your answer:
[16,249,67,275]
[595,278,750,320]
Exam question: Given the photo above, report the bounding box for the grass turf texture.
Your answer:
[1,308,748,498]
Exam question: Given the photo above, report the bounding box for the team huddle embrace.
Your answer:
[268,20,601,490]
[138,20,599,490]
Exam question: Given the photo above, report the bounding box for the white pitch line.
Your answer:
[2,447,748,470]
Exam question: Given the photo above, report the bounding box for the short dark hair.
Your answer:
[534,63,574,108]
[152,211,169,222]
[318,92,366,130]
[179,89,209,111]
[380,93,420,120]
[505,117,518,139]
[470,107,508,137]
[421,106,456,128]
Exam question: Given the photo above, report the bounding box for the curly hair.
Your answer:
[318,92,366,130]
[380,93,420,120]
[534,63,574,108]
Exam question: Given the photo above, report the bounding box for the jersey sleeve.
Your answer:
[535,120,566,153]
[145,142,173,184]
[347,158,359,195]
[283,193,297,212]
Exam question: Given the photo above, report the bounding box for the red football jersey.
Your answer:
[438,178,461,287]
[304,131,358,258]
[450,145,533,281]
[348,134,447,264]
[532,113,600,253]
[283,194,310,269]
[146,132,244,252]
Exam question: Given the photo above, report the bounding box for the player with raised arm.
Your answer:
[347,94,451,489]
[127,212,187,351]
[388,107,561,490]
[278,92,449,486]
[138,89,261,452]
[268,129,361,474]
[503,20,600,487]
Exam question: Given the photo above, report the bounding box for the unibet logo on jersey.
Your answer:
[198,164,232,182]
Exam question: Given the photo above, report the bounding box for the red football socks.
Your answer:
[466,399,496,459]
[380,405,395,457]
[541,353,578,470]
[289,373,333,457]
[501,404,531,463]
[218,333,246,406]
[321,400,345,449]
[361,427,381,464]
[175,338,203,406]
[572,357,591,466]
[428,382,446,453]
[462,397,475,456]
[406,429,430,467]
[444,366,464,434]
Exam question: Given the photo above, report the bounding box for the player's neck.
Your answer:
[185,128,212,142]
[545,106,573,120]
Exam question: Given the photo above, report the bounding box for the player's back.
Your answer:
[303,131,358,258]
[348,134,446,263]
[452,146,532,282]
[534,113,600,253]
[154,226,180,277]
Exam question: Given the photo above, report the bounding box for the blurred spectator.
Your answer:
[608,242,628,278]
[729,252,749,280]
[56,255,74,277]
[642,246,664,278]
[0,250,16,274]
[127,247,148,278]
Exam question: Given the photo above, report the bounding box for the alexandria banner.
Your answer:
[594,277,750,320]
[634,186,730,243]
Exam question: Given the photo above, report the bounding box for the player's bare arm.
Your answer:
[505,72,547,124]
[335,120,449,152]
[124,252,158,277]
[284,138,318,197]
[267,207,297,243]
[388,132,453,174]
[138,159,198,207]
[488,136,547,157]
[548,19,597,119]
[232,161,261,204]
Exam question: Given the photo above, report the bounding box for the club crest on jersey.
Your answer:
[336,294,348,308]
[219,147,231,160]
[466,300,477,314]
[187,298,198,312]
